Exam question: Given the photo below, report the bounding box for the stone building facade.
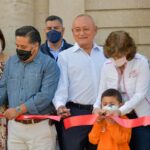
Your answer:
[0,0,150,58]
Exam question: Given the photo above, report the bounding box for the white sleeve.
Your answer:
[52,54,69,109]
[94,64,107,108]
[120,58,150,115]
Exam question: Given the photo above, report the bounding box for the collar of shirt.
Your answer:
[47,40,64,52]
[47,40,64,60]
[72,42,101,53]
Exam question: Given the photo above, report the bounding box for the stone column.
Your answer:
[0,0,34,56]
[34,0,49,43]
[49,0,85,44]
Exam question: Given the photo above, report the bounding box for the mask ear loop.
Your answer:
[31,44,37,55]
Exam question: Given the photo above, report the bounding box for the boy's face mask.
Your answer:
[102,104,119,111]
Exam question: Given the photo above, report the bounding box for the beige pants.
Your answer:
[8,120,57,150]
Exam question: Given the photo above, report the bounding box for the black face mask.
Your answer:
[16,49,32,61]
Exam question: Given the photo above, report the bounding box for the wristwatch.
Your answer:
[15,106,22,113]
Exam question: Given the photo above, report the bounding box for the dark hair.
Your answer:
[15,26,41,45]
[0,29,6,51]
[101,89,122,103]
[104,31,136,61]
[45,15,63,25]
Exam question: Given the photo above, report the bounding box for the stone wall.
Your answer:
[0,0,150,58]
[85,0,150,57]
[0,0,34,56]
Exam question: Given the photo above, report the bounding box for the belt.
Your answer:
[66,102,93,111]
[15,119,51,125]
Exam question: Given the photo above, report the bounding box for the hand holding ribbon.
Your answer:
[64,114,150,129]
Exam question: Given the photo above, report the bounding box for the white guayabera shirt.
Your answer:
[53,43,106,109]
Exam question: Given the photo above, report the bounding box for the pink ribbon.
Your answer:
[64,114,99,129]
[64,114,150,129]
[112,116,150,128]
[0,114,61,121]
[1,113,150,129]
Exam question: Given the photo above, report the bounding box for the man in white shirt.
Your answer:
[53,14,106,150]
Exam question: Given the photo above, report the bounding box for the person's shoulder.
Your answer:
[96,44,103,52]
[59,44,76,56]
[40,42,46,48]
[40,41,49,53]
[104,59,113,65]
[38,51,58,69]
[133,53,148,64]
[7,54,18,62]
[63,39,73,49]
[4,54,19,67]
[39,51,54,62]
[94,44,107,60]
[36,51,53,65]
[134,53,147,60]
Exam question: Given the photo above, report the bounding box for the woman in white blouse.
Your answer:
[94,31,150,150]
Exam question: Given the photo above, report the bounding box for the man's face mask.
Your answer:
[47,30,62,43]
[16,49,32,61]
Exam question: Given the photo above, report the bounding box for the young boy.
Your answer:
[89,89,131,150]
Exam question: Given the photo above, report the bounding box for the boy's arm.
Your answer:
[88,122,102,144]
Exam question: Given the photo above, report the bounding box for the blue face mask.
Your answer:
[47,30,62,43]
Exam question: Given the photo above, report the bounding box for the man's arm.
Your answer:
[52,54,71,117]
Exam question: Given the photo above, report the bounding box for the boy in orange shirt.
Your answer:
[89,89,131,150]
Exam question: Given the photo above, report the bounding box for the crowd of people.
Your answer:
[0,14,150,150]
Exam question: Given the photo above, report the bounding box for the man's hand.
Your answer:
[4,108,21,120]
[57,105,71,118]
[92,107,101,114]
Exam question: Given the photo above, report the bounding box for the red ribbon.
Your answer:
[112,116,150,128]
[64,114,150,129]
[0,114,61,121]
[1,113,150,129]
[64,114,99,129]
